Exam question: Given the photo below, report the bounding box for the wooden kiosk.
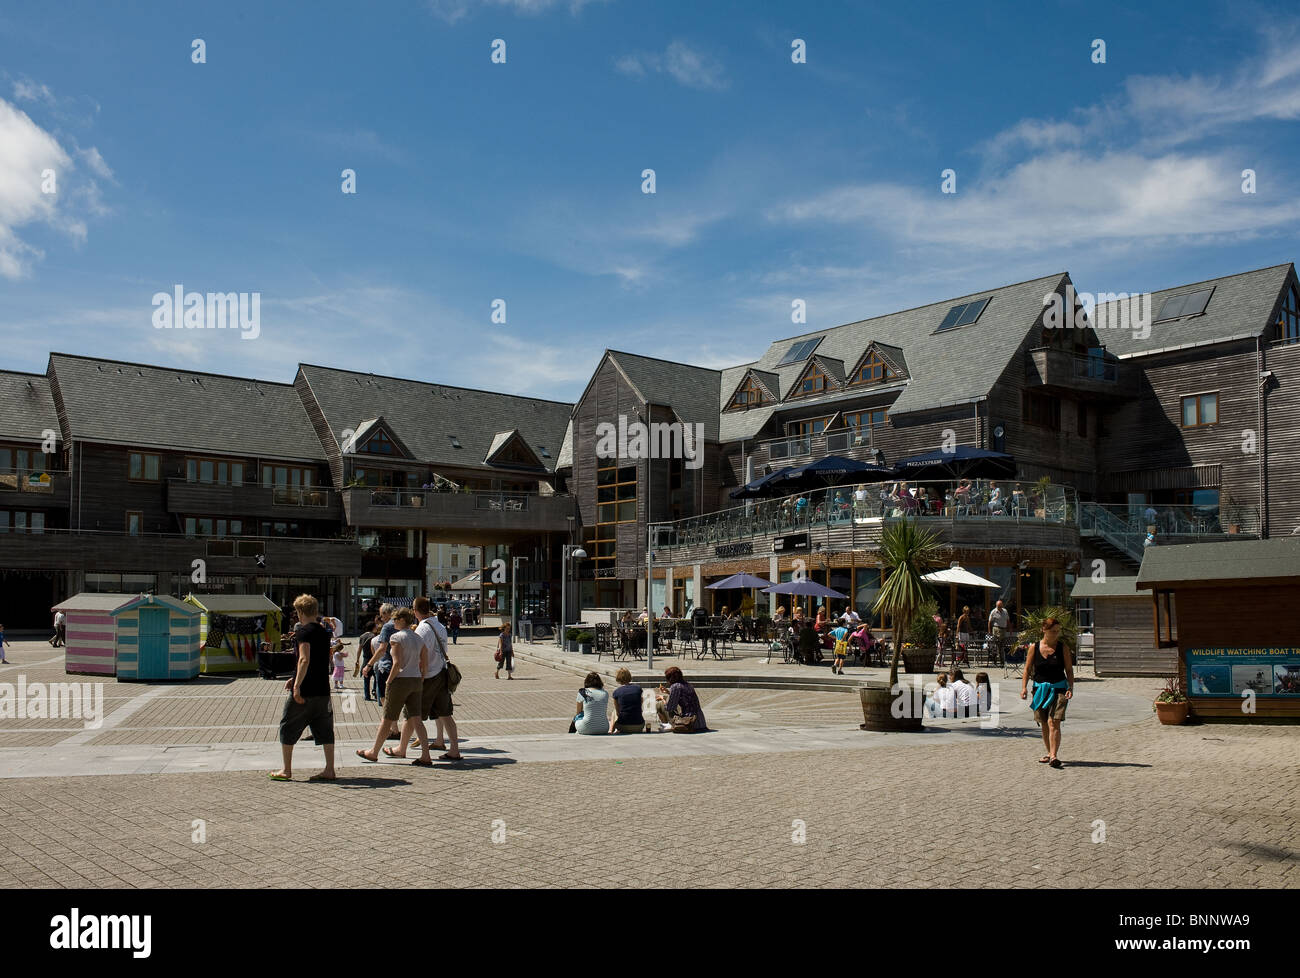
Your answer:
[1136,538,1300,719]
[183,593,282,674]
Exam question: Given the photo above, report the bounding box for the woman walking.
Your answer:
[1020,617,1074,768]
[494,622,514,679]
[955,605,972,665]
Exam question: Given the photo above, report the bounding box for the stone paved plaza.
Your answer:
[0,634,1296,888]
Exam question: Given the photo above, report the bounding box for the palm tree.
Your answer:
[872,519,944,686]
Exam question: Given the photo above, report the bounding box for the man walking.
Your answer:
[270,593,336,782]
[50,608,66,647]
[411,596,460,761]
[988,600,1010,664]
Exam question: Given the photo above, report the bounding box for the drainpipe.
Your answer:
[1256,336,1268,537]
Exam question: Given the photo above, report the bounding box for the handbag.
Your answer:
[445,660,462,693]
[494,650,503,663]
[669,712,697,733]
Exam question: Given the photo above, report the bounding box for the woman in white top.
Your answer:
[570,672,609,735]
[949,668,976,717]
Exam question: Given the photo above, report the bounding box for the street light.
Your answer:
[511,555,528,643]
[558,544,587,648]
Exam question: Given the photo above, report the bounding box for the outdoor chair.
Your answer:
[716,621,737,659]
[1003,643,1026,678]
[594,622,614,660]
[676,621,697,656]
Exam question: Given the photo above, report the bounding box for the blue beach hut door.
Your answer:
[139,607,171,679]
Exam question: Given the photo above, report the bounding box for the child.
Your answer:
[0,623,10,664]
[974,671,993,715]
[829,621,850,676]
[331,640,347,690]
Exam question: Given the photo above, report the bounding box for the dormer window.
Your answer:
[1275,283,1300,346]
[791,362,828,398]
[729,376,769,408]
[853,352,892,385]
[362,430,395,454]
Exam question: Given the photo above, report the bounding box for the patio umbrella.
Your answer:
[762,579,849,599]
[729,466,798,499]
[707,572,775,589]
[921,567,1001,588]
[895,446,1015,480]
[778,454,896,491]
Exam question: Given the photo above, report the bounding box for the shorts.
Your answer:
[279,694,335,746]
[614,721,644,734]
[421,669,453,720]
[383,677,424,722]
[1033,686,1069,723]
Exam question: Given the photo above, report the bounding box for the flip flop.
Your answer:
[382,746,405,758]
[307,773,337,782]
[1049,758,1063,768]
[1038,756,1051,763]
[410,758,433,767]
[355,749,377,763]
[437,752,462,762]
[269,773,291,781]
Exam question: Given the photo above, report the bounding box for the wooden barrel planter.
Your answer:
[901,647,934,675]
[860,682,923,731]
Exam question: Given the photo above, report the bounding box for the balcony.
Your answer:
[649,480,1081,566]
[165,479,343,520]
[755,429,882,468]
[0,529,361,576]
[0,468,71,507]
[1025,348,1136,399]
[343,488,576,540]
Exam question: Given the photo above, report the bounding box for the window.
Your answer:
[362,430,395,454]
[448,435,462,449]
[127,512,142,536]
[791,362,829,397]
[536,445,551,459]
[775,337,823,366]
[789,418,829,438]
[852,353,892,385]
[936,297,990,331]
[451,553,459,568]
[844,409,888,434]
[1181,392,1217,427]
[596,463,637,524]
[1022,392,1061,430]
[1156,289,1212,322]
[129,452,160,481]
[0,510,45,533]
[186,457,245,485]
[0,446,56,475]
[729,376,769,408]
[184,516,245,538]
[1275,283,1300,345]
[1077,402,1087,437]
[261,464,314,488]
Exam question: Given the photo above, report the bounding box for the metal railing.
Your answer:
[1078,501,1259,562]
[652,479,1079,552]
[1072,355,1117,383]
[362,488,544,512]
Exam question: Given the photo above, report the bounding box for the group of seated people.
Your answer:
[568,667,708,734]
[925,668,995,718]
[773,604,881,667]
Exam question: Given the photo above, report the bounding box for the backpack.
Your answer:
[834,637,848,658]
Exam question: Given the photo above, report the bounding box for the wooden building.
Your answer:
[111,594,202,682]
[1070,576,1174,677]
[184,593,282,674]
[56,593,134,676]
[1136,538,1300,719]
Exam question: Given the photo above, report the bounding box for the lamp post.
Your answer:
[557,544,587,648]
[511,555,528,642]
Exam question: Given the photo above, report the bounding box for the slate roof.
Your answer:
[296,364,572,474]
[1094,263,1292,358]
[607,351,722,442]
[556,418,575,470]
[1136,538,1300,587]
[1070,576,1143,599]
[750,369,781,400]
[0,371,59,443]
[47,354,326,461]
[718,272,1067,442]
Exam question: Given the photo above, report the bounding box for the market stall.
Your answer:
[183,593,282,674]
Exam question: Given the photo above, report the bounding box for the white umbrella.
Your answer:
[921,567,1001,588]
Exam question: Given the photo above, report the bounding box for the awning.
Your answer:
[897,446,1015,479]
[706,572,774,590]
[921,567,1001,589]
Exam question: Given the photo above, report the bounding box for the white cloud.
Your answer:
[12,78,54,105]
[0,97,72,278]
[427,0,607,25]
[615,40,727,91]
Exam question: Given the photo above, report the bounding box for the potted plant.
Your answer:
[1223,495,1242,534]
[904,597,940,672]
[865,519,942,730]
[1154,676,1190,725]
[1016,606,1079,652]
[565,627,582,653]
[577,630,594,654]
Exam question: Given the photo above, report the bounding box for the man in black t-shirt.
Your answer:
[271,593,336,782]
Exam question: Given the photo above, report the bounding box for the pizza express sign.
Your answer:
[772,533,809,553]
[714,542,754,559]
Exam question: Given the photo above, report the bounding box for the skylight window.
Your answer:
[937,297,990,331]
[448,435,462,449]
[1156,289,1212,322]
[776,336,824,366]
[537,445,551,458]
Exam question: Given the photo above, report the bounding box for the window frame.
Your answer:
[1274,283,1300,346]
[789,361,829,398]
[1180,392,1218,428]
[129,452,161,482]
[851,352,892,385]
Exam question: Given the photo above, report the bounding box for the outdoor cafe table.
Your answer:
[257,649,298,679]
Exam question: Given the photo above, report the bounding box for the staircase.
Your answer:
[1078,501,1144,571]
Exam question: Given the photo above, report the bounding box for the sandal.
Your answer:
[410,758,433,767]
[1049,758,1063,768]
[437,752,462,761]
[269,772,291,781]
[1038,755,1051,763]
[382,746,405,758]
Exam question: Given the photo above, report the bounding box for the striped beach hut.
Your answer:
[111,594,202,681]
[183,594,282,674]
[56,593,134,676]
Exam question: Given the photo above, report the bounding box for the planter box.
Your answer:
[1155,700,1189,725]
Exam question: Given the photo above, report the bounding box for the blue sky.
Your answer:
[2,0,1299,400]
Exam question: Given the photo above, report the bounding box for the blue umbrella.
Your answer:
[776,454,895,492]
[730,466,798,499]
[896,446,1015,479]
[707,572,775,590]
[762,579,848,599]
